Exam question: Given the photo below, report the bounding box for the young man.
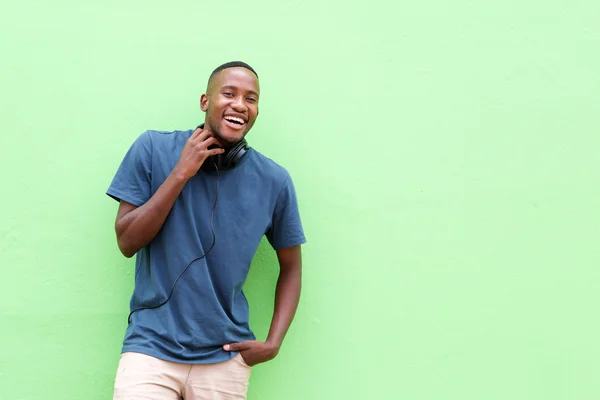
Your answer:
[106,61,306,399]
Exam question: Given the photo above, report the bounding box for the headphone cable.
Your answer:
[127,162,220,324]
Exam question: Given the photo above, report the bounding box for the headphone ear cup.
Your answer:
[199,138,248,172]
[223,140,248,167]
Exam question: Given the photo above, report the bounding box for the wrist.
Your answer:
[265,339,281,354]
[171,165,192,183]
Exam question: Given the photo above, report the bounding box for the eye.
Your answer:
[246,97,257,103]
[223,91,234,97]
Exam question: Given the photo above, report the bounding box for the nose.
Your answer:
[231,96,248,112]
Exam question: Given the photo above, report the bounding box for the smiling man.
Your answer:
[107,61,306,399]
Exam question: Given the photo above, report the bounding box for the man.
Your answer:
[106,61,306,399]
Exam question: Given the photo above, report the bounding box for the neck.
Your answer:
[197,123,243,150]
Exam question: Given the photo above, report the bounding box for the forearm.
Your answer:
[116,169,189,257]
[266,264,302,349]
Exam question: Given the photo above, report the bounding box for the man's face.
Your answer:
[201,67,260,147]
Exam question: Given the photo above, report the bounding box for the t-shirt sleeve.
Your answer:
[265,174,307,250]
[106,131,153,206]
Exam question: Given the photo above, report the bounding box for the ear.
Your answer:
[200,94,209,112]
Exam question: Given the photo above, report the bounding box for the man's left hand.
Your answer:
[223,341,279,367]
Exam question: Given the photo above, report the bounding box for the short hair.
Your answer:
[209,61,258,82]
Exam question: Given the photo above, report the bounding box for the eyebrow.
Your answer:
[221,85,259,97]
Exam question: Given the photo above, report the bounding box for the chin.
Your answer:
[217,132,241,145]
[218,126,248,145]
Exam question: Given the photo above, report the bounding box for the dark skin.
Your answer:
[201,67,260,148]
[114,67,302,367]
[224,245,302,365]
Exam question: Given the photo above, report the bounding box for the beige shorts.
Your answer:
[113,351,252,400]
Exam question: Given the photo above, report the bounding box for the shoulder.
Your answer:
[248,148,293,185]
[126,129,192,162]
[139,128,193,147]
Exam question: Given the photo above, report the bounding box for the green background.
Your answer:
[1,1,599,399]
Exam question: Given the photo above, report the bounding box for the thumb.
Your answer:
[223,341,251,351]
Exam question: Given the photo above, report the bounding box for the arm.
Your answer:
[114,128,224,257]
[265,245,302,350]
[223,173,306,366]
[224,245,302,365]
[115,172,189,257]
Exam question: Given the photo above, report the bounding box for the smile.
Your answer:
[224,116,247,130]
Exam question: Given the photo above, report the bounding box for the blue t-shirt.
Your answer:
[106,128,306,364]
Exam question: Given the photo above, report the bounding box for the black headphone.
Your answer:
[196,124,249,172]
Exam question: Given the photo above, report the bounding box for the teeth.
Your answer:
[225,116,245,124]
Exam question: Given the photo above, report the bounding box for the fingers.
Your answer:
[197,129,213,143]
[190,127,203,140]
[201,137,224,154]
[189,132,222,152]
[190,128,212,143]
[223,342,251,351]
[202,136,219,148]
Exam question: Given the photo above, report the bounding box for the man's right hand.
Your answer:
[174,128,224,180]
[114,128,224,257]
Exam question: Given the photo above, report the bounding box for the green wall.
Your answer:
[1,1,599,399]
